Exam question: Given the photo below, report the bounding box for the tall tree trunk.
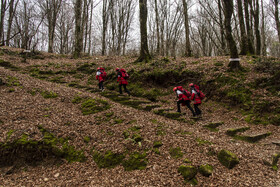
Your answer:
[182,0,191,57]
[73,0,83,58]
[136,0,151,62]
[274,0,280,42]
[88,1,93,54]
[154,0,160,55]
[0,0,7,45]
[237,0,248,55]
[218,0,226,55]
[244,0,255,54]
[222,0,240,70]
[251,0,261,55]
[101,0,108,55]
[6,0,18,46]
[261,0,266,56]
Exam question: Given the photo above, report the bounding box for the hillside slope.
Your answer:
[0,47,280,186]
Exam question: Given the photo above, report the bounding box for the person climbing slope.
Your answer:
[173,86,196,117]
[96,67,106,91]
[116,68,130,95]
[189,83,205,117]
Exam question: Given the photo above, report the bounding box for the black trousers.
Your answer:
[177,100,196,116]
[98,82,104,90]
[194,104,201,116]
[119,84,130,95]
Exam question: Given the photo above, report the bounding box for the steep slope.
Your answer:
[0,47,280,186]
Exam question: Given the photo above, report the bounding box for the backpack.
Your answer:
[193,87,205,100]
[121,69,129,79]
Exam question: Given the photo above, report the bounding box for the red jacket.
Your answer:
[117,69,128,85]
[174,86,191,101]
[191,88,205,104]
[96,70,106,82]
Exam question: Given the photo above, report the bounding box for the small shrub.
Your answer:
[92,150,124,169]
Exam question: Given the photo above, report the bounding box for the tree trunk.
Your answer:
[218,0,226,54]
[222,0,240,70]
[182,0,191,57]
[154,0,160,55]
[101,0,109,56]
[88,1,93,54]
[73,0,83,58]
[251,0,261,55]
[261,0,266,56]
[274,0,280,42]
[0,0,7,45]
[6,0,18,46]
[136,0,151,62]
[244,0,255,54]
[237,0,248,55]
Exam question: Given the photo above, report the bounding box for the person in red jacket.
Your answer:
[96,67,106,91]
[173,86,196,117]
[116,68,130,95]
[189,83,205,117]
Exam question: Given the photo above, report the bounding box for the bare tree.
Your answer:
[237,0,248,55]
[73,0,83,58]
[272,0,280,42]
[222,0,240,70]
[182,0,191,56]
[39,0,62,53]
[137,0,151,62]
[6,0,19,46]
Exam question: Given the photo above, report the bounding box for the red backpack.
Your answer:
[120,69,129,79]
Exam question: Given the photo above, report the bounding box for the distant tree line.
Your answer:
[0,0,280,59]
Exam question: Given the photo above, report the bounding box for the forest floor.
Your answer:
[0,46,280,186]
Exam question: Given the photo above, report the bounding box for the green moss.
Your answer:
[235,132,272,143]
[0,126,86,166]
[40,90,58,98]
[183,158,192,163]
[156,125,166,136]
[123,130,130,139]
[203,122,224,132]
[92,150,125,168]
[199,164,213,177]
[129,126,141,132]
[132,134,142,143]
[153,148,160,154]
[153,141,163,148]
[105,112,114,118]
[83,136,90,143]
[76,62,96,74]
[226,127,250,136]
[122,152,147,171]
[8,88,15,92]
[81,98,110,115]
[170,147,184,158]
[272,153,280,171]
[142,105,161,111]
[0,60,20,71]
[72,95,84,104]
[218,149,239,169]
[178,165,198,183]
[114,118,124,124]
[196,138,212,146]
[214,62,223,66]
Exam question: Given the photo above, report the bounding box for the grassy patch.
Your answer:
[81,98,110,115]
[196,138,212,146]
